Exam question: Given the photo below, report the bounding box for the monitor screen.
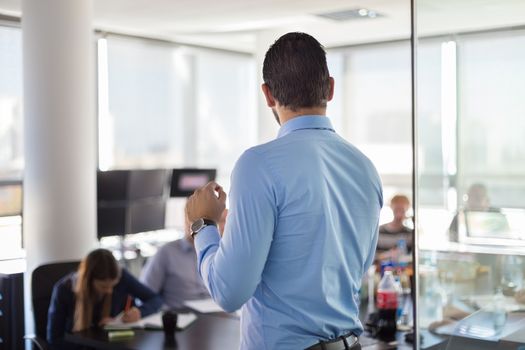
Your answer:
[98,169,168,201]
[465,210,511,239]
[170,168,216,197]
[97,199,166,238]
[178,173,210,191]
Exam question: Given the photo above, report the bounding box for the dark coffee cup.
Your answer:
[162,311,178,347]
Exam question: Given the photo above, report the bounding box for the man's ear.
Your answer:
[327,77,335,102]
[261,83,276,107]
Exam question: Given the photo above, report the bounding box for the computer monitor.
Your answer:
[464,210,511,239]
[97,199,166,238]
[97,169,169,238]
[97,169,169,202]
[170,168,216,197]
[129,200,166,234]
[458,209,525,246]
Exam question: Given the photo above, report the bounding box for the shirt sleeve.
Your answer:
[364,185,383,271]
[121,269,163,317]
[363,218,380,273]
[140,248,166,294]
[194,149,277,312]
[46,281,70,348]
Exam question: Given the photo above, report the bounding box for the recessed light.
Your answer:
[315,8,383,21]
[358,9,369,17]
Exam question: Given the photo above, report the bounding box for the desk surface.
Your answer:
[66,313,240,350]
[66,312,415,350]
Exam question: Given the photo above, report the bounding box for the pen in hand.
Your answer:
[125,295,132,313]
[122,295,141,323]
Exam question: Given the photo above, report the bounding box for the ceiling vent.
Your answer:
[315,8,382,21]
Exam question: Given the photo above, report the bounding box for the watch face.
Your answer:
[191,218,205,233]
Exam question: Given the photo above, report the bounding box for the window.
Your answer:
[0,26,23,181]
[194,49,257,191]
[328,43,413,222]
[101,36,186,170]
[101,36,257,193]
[458,30,525,209]
[0,25,23,260]
[417,40,446,207]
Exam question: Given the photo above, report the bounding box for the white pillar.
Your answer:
[22,0,97,338]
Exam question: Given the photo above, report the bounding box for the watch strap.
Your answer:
[202,219,217,227]
[191,218,217,238]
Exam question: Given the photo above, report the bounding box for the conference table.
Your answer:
[65,312,413,350]
[65,313,240,350]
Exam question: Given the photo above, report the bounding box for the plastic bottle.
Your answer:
[380,261,393,277]
[367,265,376,315]
[376,268,398,341]
[492,289,507,333]
[397,239,408,257]
[394,273,404,323]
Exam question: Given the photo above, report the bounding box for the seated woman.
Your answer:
[47,248,163,349]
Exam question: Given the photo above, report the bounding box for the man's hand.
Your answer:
[186,181,227,224]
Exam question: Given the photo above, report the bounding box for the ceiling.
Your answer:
[0,0,524,53]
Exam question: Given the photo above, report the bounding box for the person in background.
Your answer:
[140,208,228,308]
[186,32,382,350]
[47,249,162,349]
[448,183,498,241]
[377,194,413,254]
[463,183,490,211]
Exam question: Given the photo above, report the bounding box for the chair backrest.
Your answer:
[31,261,80,340]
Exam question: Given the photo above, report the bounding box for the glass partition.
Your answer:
[415,1,525,348]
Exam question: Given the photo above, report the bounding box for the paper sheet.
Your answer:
[184,298,225,313]
[104,312,197,330]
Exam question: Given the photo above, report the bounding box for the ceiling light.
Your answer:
[315,8,382,21]
[358,9,368,17]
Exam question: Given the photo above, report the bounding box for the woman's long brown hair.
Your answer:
[73,249,120,331]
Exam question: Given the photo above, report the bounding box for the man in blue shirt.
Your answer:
[186,32,383,350]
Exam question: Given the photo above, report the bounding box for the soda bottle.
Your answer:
[376,268,397,341]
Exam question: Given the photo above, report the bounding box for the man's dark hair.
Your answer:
[263,32,331,111]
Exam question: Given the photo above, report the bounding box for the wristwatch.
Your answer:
[190,218,217,239]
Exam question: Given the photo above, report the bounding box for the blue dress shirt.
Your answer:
[195,115,383,350]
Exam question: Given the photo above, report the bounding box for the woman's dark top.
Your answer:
[47,268,163,349]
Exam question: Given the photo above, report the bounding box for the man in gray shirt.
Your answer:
[140,209,227,308]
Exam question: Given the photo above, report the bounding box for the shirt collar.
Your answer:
[277,115,335,139]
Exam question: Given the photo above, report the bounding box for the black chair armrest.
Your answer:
[24,334,50,350]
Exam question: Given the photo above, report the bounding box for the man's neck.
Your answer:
[277,106,326,125]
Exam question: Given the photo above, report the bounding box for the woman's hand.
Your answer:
[98,317,114,327]
[122,306,141,323]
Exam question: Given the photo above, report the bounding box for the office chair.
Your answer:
[25,261,80,350]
